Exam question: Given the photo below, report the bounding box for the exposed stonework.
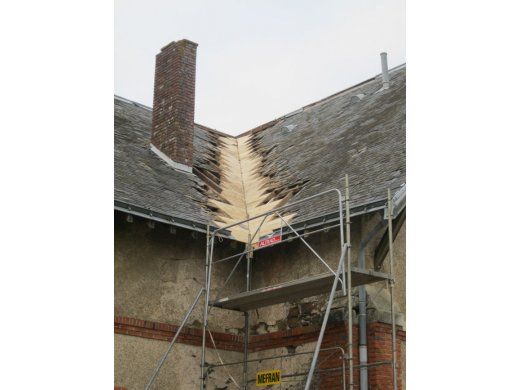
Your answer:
[116,37,406,388]
[114,318,405,390]
[245,212,406,334]
[114,197,406,389]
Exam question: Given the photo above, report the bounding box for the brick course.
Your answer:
[114,316,243,352]
[115,316,404,389]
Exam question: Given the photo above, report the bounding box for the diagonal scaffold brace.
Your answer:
[304,243,349,390]
[144,286,205,390]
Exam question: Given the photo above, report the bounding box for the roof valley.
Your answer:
[115,65,405,237]
[206,133,296,243]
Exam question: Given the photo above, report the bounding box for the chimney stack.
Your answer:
[151,39,198,173]
[380,52,390,90]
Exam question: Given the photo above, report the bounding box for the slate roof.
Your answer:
[250,65,406,224]
[114,64,405,234]
[114,97,212,228]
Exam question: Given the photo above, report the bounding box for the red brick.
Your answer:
[151,40,197,167]
[115,316,404,389]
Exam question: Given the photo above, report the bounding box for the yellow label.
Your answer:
[256,369,281,386]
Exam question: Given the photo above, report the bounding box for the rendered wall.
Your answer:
[245,322,405,390]
[114,319,405,390]
[114,210,406,389]
[115,212,245,332]
[115,333,243,390]
[248,212,406,334]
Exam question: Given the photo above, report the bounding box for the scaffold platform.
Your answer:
[212,267,390,311]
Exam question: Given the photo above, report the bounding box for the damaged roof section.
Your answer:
[114,65,405,239]
[245,65,406,224]
[203,133,304,243]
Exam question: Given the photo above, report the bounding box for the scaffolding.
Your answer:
[145,175,400,390]
[207,346,348,389]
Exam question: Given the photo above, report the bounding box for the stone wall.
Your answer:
[115,333,243,390]
[115,212,245,333]
[114,209,406,388]
[114,317,405,390]
[247,212,406,335]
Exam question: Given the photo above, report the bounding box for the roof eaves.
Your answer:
[114,201,228,236]
[114,194,399,241]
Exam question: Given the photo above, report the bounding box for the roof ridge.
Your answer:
[115,62,406,139]
[235,63,406,138]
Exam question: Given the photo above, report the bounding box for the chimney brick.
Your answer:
[151,39,198,170]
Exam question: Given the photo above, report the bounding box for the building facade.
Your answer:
[115,39,406,389]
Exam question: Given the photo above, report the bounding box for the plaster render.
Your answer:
[246,344,317,389]
[115,213,245,332]
[115,209,405,334]
[115,333,243,390]
[114,210,406,388]
[371,220,406,326]
[246,212,406,332]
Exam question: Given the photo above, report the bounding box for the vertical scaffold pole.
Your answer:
[243,234,252,389]
[200,226,214,390]
[305,244,348,390]
[387,189,398,390]
[345,175,354,390]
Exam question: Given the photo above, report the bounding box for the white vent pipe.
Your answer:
[380,52,390,89]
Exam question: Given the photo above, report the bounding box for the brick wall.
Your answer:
[367,323,405,390]
[114,316,242,352]
[115,316,405,389]
[151,39,197,168]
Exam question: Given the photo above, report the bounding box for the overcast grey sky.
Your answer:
[115,0,405,135]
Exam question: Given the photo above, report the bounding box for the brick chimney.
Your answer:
[151,39,198,173]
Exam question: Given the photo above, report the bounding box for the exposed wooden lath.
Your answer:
[205,133,298,243]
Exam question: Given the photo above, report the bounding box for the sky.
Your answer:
[115,0,406,135]
[5,3,520,389]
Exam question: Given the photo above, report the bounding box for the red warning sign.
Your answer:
[255,235,281,248]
